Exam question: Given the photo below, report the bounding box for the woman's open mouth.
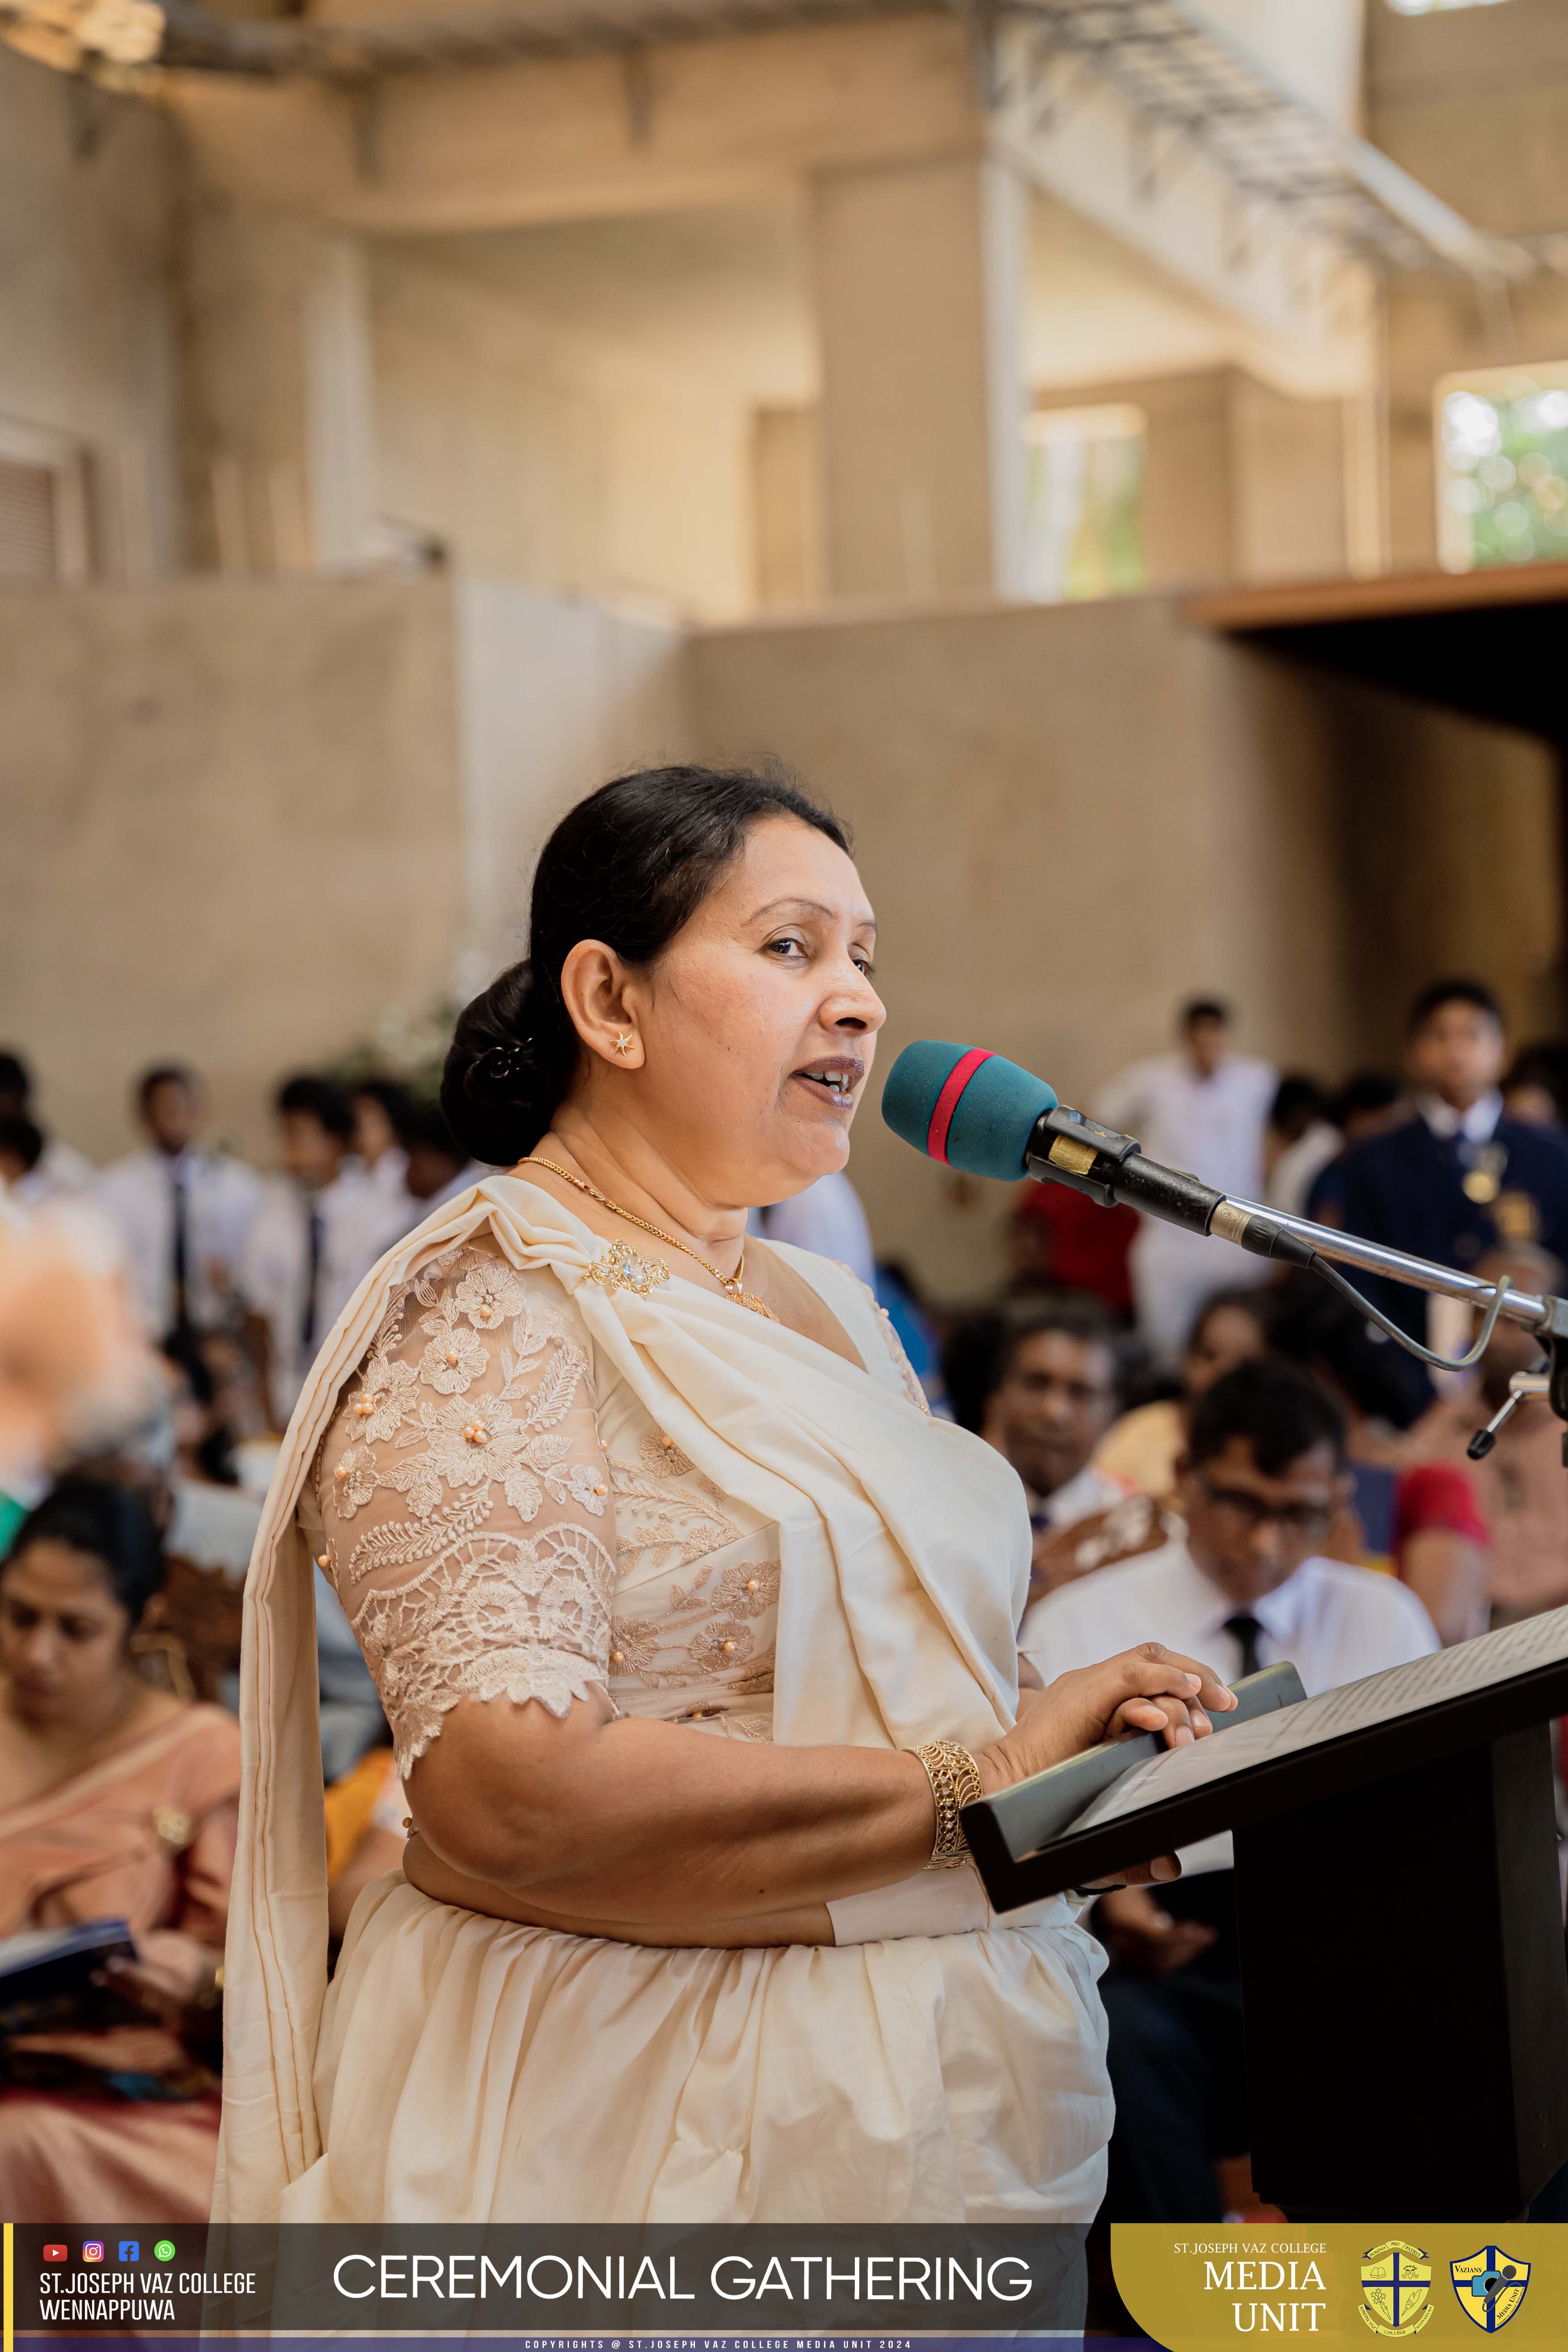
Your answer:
[792,1058,864,1105]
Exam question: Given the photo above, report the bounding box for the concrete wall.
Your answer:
[0,46,180,575]
[1370,0,1568,571]
[1312,673,1563,1063]
[455,578,693,979]
[1032,368,1348,594]
[369,241,754,620]
[0,577,464,1164]
[687,592,1356,1297]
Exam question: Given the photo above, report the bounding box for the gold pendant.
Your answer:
[723,1277,780,1321]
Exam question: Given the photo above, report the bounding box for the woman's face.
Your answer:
[0,1540,135,1729]
[617,816,885,1207]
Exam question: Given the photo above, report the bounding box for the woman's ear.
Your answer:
[558,940,645,1070]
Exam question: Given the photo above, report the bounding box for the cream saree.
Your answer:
[215,1175,1111,2225]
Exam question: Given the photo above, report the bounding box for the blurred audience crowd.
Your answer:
[4,969,1568,2242]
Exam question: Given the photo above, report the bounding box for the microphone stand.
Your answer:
[1024,1102,1568,1441]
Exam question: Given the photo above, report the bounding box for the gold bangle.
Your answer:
[910,1739,984,1870]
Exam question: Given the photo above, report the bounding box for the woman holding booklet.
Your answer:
[0,1478,239,2223]
[217,765,1234,2225]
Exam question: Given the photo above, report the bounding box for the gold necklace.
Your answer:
[525,1158,780,1321]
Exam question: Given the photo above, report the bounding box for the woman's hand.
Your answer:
[973,1644,1235,1895]
[979,1642,1235,1795]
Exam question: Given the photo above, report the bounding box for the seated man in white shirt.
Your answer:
[968,1301,1132,1593]
[1023,1358,1438,2225]
[241,1076,408,1430]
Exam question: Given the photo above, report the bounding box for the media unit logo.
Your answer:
[1451,2247,1530,2331]
[1358,2242,1432,2336]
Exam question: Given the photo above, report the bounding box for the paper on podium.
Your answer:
[963,1603,1568,1911]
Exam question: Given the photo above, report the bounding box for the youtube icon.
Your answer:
[42,2246,67,2264]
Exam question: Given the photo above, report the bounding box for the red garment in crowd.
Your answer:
[1015,1181,1139,1316]
[1393,1460,1490,1559]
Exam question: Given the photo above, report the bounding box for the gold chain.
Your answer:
[524,1158,780,1321]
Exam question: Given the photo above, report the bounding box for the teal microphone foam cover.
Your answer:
[881,1041,1057,1182]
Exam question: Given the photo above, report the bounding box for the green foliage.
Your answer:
[1440,378,1568,571]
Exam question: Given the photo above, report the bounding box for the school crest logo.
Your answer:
[1359,2242,1433,2336]
[1451,2247,1530,2331]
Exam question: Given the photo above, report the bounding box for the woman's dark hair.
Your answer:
[2,1477,168,1629]
[442,765,850,1165]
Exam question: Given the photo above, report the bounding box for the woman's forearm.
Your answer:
[401,1646,1233,1929]
[407,1702,937,1921]
[400,1833,835,1946]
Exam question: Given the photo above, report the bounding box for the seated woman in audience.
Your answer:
[0,1479,241,2225]
[1092,1287,1273,1500]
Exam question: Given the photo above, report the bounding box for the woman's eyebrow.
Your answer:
[749,896,877,931]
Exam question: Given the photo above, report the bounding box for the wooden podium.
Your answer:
[962,1618,1568,2220]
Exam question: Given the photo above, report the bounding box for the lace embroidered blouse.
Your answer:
[301,1236,928,1775]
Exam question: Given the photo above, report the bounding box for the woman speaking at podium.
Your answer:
[215,766,1231,2225]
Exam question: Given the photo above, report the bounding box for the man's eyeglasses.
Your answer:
[1195,1476,1334,1542]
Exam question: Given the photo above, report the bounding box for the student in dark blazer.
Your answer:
[1309,977,1568,1343]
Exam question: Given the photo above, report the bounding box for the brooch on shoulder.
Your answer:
[583,1239,671,1300]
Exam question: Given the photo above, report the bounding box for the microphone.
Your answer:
[881,1041,1553,1375]
[880,1039,1314,1267]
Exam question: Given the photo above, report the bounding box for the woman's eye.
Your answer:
[853,953,876,977]
[766,936,807,959]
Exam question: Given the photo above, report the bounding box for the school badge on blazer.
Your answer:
[1451,2248,1530,2331]
[1359,2242,1433,2336]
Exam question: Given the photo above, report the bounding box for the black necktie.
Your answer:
[1223,1612,1265,1682]
[170,1165,190,1334]
[300,1203,324,1353]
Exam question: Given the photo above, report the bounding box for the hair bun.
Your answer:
[441,961,571,1166]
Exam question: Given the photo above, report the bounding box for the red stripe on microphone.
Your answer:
[926,1049,994,1164]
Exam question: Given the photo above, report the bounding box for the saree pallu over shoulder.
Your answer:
[215,1176,1099,2225]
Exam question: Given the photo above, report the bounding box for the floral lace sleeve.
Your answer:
[309,1239,617,1775]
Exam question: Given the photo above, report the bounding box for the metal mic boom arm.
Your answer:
[1023,1104,1567,1390]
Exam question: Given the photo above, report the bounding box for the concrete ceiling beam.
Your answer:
[162,16,988,233]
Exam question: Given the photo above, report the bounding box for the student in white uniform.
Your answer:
[350,1079,415,1208]
[1023,1359,1437,2224]
[241,1076,409,1430]
[97,1064,264,1341]
[0,1052,94,1206]
[1095,998,1276,1363]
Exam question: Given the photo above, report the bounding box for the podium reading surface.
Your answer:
[964,1613,1568,2219]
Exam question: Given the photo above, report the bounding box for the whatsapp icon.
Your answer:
[154,2241,176,2262]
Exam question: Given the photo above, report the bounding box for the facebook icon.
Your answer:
[118,2242,139,2262]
